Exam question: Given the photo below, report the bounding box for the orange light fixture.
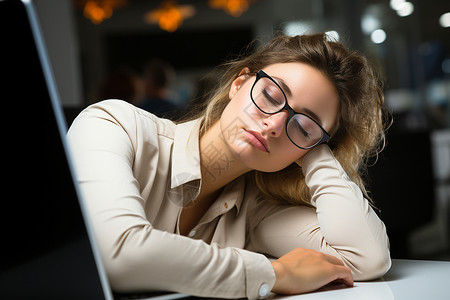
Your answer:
[145,1,196,32]
[208,0,251,17]
[80,0,127,25]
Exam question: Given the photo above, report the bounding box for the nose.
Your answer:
[263,111,288,138]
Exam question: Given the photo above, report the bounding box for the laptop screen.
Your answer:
[0,1,107,298]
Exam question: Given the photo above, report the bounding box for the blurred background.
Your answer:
[34,0,449,260]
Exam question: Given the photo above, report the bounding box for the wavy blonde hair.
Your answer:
[184,33,390,206]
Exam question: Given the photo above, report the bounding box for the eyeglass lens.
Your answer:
[251,75,325,149]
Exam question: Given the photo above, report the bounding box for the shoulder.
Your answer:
[72,99,175,136]
[75,99,160,125]
[68,100,179,156]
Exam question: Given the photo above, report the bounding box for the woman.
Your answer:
[67,33,391,299]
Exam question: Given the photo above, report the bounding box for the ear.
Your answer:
[229,67,251,100]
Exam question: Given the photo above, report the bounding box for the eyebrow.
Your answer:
[302,108,323,126]
[272,75,323,125]
[272,76,292,97]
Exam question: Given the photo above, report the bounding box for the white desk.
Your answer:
[272,259,450,300]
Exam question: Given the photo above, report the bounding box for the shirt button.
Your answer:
[188,229,197,238]
[258,283,270,298]
[224,202,228,209]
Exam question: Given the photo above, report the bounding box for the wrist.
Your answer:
[270,260,287,293]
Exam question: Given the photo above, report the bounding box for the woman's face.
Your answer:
[220,62,339,172]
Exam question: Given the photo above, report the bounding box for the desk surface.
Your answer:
[273,259,450,300]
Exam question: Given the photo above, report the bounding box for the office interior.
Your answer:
[34,0,449,261]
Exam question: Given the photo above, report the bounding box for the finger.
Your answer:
[334,265,354,287]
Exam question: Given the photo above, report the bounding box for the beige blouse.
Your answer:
[67,100,391,299]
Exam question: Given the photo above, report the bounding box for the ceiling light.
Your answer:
[325,30,340,42]
[361,14,381,35]
[371,29,386,44]
[284,21,311,36]
[145,0,195,32]
[396,2,414,17]
[390,0,405,11]
[79,0,128,25]
[439,12,450,28]
[209,0,251,17]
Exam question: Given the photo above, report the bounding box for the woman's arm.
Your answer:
[250,144,391,281]
[66,100,275,299]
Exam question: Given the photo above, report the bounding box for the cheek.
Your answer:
[219,97,250,151]
[266,142,308,171]
[223,90,264,128]
[283,147,308,165]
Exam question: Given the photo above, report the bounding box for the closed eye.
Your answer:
[262,89,282,105]
[293,119,310,138]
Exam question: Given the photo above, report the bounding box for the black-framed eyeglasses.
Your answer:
[250,70,331,150]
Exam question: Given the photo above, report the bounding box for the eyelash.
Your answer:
[262,89,281,105]
[293,120,310,138]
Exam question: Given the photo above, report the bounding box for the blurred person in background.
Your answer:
[138,58,182,120]
[98,67,140,105]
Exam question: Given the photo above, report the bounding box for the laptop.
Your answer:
[0,1,191,299]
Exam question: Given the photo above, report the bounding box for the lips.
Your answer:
[243,129,269,153]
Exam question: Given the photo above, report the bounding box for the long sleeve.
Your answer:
[66,100,275,299]
[249,144,391,281]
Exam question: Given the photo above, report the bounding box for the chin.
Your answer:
[230,141,298,172]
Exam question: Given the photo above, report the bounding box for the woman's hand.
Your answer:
[270,247,353,295]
